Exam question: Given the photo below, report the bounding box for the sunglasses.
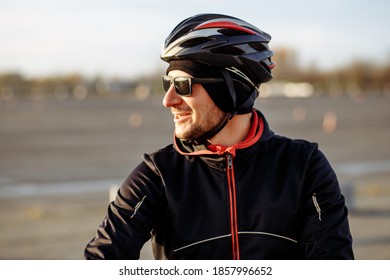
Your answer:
[162,75,224,96]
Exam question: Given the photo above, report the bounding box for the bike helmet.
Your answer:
[161,13,275,85]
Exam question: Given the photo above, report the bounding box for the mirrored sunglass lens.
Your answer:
[175,77,191,96]
[162,76,171,92]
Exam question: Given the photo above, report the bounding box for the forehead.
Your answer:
[167,70,193,78]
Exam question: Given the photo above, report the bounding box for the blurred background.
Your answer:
[0,0,389,259]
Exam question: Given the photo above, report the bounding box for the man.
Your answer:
[85,13,354,260]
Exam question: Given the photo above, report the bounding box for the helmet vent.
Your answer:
[180,37,214,48]
[218,28,249,36]
[260,61,272,73]
[211,45,244,55]
[248,42,267,52]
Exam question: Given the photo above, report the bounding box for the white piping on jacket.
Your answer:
[174,234,232,252]
[130,196,146,219]
[312,193,322,221]
[238,231,298,243]
[174,231,297,252]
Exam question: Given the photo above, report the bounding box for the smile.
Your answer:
[173,112,191,122]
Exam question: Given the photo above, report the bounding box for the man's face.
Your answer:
[163,70,227,140]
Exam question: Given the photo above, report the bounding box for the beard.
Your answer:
[175,106,228,141]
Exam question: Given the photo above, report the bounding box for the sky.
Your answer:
[0,0,389,78]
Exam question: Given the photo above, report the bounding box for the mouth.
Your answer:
[174,112,190,117]
[173,111,191,122]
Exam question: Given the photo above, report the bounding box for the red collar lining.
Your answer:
[175,110,264,157]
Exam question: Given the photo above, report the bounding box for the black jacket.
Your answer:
[85,109,354,259]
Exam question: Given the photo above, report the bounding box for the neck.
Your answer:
[208,112,252,147]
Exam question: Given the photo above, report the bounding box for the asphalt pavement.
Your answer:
[1,94,389,259]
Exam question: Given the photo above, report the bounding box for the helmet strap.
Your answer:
[220,68,238,119]
[219,68,257,117]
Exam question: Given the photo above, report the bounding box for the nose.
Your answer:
[162,84,183,108]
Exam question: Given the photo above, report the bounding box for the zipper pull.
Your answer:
[227,154,233,169]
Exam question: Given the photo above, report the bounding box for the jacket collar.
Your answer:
[174,109,274,157]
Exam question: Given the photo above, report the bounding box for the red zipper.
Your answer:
[226,154,240,260]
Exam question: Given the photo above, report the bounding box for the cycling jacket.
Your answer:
[84,109,354,259]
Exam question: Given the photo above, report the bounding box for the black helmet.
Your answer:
[161,13,275,85]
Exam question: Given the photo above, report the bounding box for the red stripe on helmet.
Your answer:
[194,21,257,35]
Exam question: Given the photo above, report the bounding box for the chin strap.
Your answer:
[182,114,229,146]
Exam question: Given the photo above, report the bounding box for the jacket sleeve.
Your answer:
[300,147,354,259]
[84,155,164,259]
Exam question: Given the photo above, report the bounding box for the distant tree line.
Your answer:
[272,48,390,96]
[1,47,389,101]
